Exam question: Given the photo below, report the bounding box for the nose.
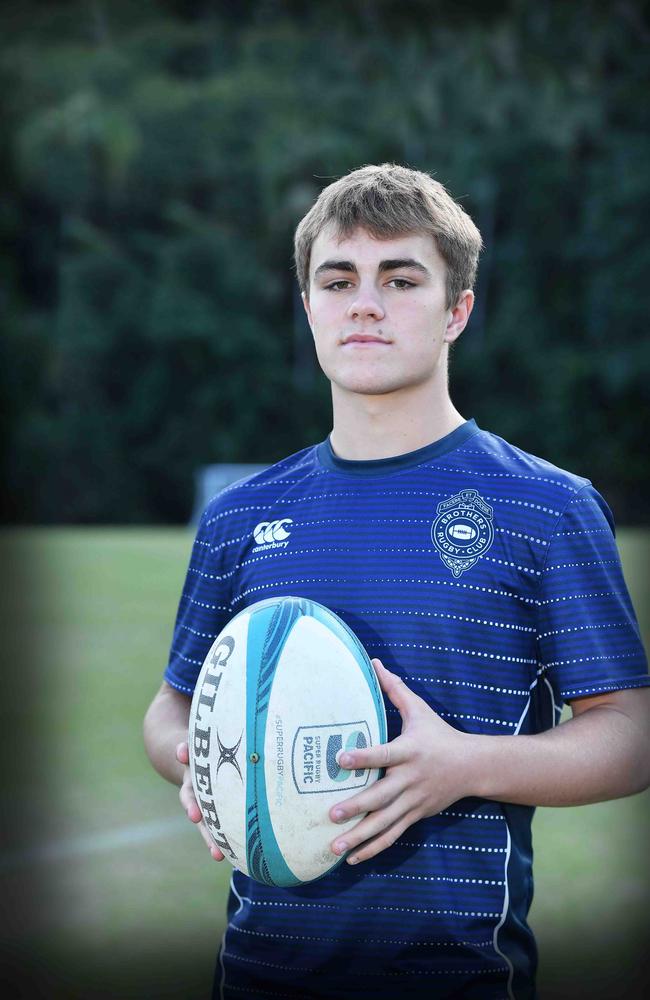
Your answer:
[345,284,386,322]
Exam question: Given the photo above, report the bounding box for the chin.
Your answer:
[334,375,417,396]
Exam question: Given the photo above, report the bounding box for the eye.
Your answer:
[387,278,416,290]
[324,280,354,291]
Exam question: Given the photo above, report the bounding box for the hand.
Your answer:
[176,741,225,862]
[329,659,474,865]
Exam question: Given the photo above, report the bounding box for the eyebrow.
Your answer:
[313,257,431,279]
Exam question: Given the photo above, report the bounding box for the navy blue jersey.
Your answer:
[164,419,648,1000]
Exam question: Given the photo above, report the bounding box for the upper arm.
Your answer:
[144,680,192,735]
[569,685,650,729]
[567,687,650,794]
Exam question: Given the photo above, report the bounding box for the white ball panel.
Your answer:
[265,616,381,883]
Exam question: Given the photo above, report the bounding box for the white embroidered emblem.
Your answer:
[431,489,494,577]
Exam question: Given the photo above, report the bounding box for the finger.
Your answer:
[344,811,417,866]
[180,783,203,824]
[180,792,226,862]
[197,822,226,861]
[176,741,190,765]
[371,659,416,721]
[329,772,402,825]
[331,795,420,859]
[335,734,410,773]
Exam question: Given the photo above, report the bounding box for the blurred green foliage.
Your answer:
[2,0,649,523]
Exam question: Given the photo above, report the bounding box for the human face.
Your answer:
[303,226,471,398]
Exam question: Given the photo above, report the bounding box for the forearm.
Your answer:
[143,682,192,786]
[468,697,650,807]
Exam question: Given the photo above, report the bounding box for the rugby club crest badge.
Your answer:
[431,489,494,578]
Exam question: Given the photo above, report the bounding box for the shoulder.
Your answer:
[466,428,591,496]
[457,426,616,538]
[198,444,323,528]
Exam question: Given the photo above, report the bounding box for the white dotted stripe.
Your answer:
[545,651,641,668]
[347,967,508,979]
[297,519,549,551]
[224,985,301,999]
[358,490,562,517]
[233,576,539,606]
[194,544,543,583]
[393,641,536,666]
[179,623,218,641]
[223,951,312,974]
[195,535,244,551]
[482,555,541,576]
[204,503,283,526]
[235,518,547,550]
[203,490,449,526]
[437,711,516,729]
[205,503,263,526]
[188,565,235,582]
[495,526,548,546]
[562,679,650,697]
[300,516,433,527]
[546,558,620,571]
[483,495,561,515]
[557,528,611,536]
[539,590,621,606]
[249,898,501,917]
[223,473,321,490]
[353,608,535,633]
[171,648,202,667]
[224,952,507,978]
[537,622,630,640]
[440,810,506,822]
[367,872,505,887]
[416,677,530,697]
[420,463,579,492]
[398,843,507,854]
[196,522,608,551]
[180,592,230,612]
[230,926,495,949]
[164,676,194,695]
[457,449,533,466]
[205,485,560,519]
[189,546,540,581]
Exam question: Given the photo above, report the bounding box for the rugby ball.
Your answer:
[189,596,387,887]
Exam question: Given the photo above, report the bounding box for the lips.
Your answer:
[342,334,390,344]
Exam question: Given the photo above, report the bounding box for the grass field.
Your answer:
[1,527,649,999]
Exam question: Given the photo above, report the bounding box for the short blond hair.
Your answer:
[294,163,483,309]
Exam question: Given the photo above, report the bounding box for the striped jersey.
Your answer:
[164,419,649,1000]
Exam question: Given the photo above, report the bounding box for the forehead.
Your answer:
[310,224,444,275]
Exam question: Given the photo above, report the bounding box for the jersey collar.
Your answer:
[317,419,480,477]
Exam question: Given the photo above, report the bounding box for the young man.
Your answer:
[144,164,650,1000]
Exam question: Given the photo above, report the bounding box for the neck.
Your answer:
[329,382,465,461]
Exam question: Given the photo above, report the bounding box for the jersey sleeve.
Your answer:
[164,502,234,696]
[536,484,649,702]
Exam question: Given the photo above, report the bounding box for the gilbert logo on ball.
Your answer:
[189,596,387,887]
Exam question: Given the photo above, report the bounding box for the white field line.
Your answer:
[0,816,187,872]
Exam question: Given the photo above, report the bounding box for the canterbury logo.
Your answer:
[253,519,293,545]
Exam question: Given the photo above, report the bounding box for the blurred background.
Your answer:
[1,1,648,997]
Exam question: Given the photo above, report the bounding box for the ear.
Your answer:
[444,289,474,345]
[302,290,314,334]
